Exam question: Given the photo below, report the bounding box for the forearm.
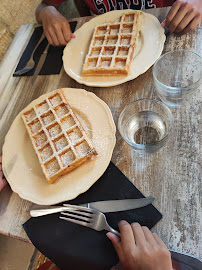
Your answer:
[36,0,61,23]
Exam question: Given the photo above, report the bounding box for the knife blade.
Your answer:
[32,42,50,83]
[79,197,155,213]
[30,197,155,217]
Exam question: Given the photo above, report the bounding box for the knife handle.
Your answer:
[32,32,46,57]
[30,205,74,217]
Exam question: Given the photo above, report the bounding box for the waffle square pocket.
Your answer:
[82,11,143,76]
[22,89,97,184]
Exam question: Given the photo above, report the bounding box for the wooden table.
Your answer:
[0,7,201,260]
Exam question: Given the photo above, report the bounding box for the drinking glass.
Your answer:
[153,50,202,107]
[118,99,174,153]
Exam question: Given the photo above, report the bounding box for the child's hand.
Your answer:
[165,0,202,33]
[107,221,173,270]
[0,156,8,191]
[40,6,75,46]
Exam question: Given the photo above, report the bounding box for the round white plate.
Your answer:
[63,10,165,87]
[2,88,116,205]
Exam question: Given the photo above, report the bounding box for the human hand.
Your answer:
[162,0,202,33]
[40,6,75,46]
[0,156,8,191]
[107,221,173,270]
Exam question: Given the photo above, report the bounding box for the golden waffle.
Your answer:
[21,89,97,184]
[82,11,143,76]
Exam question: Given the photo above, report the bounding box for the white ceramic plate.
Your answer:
[63,10,165,87]
[2,88,116,205]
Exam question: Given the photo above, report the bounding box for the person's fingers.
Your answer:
[184,14,201,33]
[106,232,120,243]
[50,23,66,46]
[142,226,157,246]
[61,22,72,43]
[119,220,136,254]
[165,1,183,28]
[0,171,3,178]
[131,222,147,247]
[167,2,194,33]
[47,27,61,46]
[45,30,55,46]
[47,25,72,46]
[106,232,123,261]
[0,163,2,171]
[0,156,2,163]
[152,233,168,248]
[42,12,74,46]
[175,9,198,32]
[0,178,7,191]
[55,27,68,46]
[161,20,166,27]
[71,33,76,38]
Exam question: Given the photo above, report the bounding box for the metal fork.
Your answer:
[14,32,45,75]
[60,204,120,236]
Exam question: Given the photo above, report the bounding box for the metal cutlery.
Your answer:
[32,42,50,83]
[30,205,74,217]
[60,204,120,236]
[14,32,45,75]
[30,197,155,217]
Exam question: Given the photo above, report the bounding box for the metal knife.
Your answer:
[32,42,50,83]
[30,197,155,217]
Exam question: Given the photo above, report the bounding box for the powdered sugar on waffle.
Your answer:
[21,89,97,184]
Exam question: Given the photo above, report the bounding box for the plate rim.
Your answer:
[63,9,166,87]
[2,88,116,205]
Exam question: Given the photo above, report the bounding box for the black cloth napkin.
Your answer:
[23,162,162,270]
[13,21,77,76]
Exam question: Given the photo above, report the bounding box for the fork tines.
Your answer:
[60,204,120,236]
[60,206,94,227]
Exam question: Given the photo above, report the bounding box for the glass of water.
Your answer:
[118,99,174,153]
[153,50,202,107]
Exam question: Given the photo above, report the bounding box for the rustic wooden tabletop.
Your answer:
[0,7,201,260]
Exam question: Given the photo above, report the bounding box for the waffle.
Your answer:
[21,89,97,184]
[82,11,143,76]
